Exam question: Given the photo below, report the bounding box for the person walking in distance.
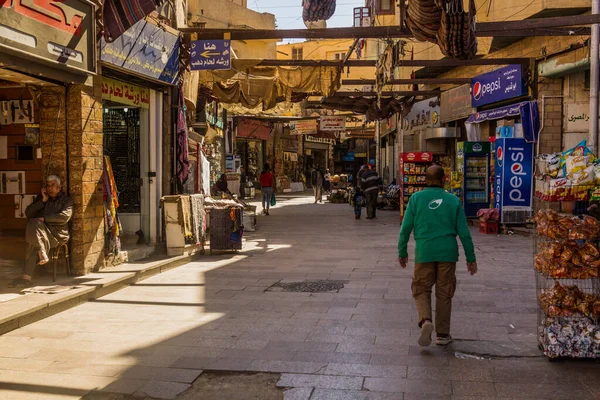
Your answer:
[259,163,274,215]
[361,164,380,219]
[398,165,477,346]
[312,166,324,204]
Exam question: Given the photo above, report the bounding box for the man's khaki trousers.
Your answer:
[412,262,457,335]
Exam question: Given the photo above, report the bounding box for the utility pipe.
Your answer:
[590,0,600,155]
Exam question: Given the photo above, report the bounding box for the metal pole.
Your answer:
[376,119,381,175]
[590,0,600,155]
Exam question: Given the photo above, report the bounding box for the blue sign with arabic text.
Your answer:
[191,40,231,71]
[101,20,180,85]
[471,65,527,107]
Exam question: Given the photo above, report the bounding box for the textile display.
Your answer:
[302,0,336,22]
[200,151,211,195]
[190,194,206,246]
[180,195,193,239]
[103,156,122,255]
[176,88,190,186]
[102,0,164,42]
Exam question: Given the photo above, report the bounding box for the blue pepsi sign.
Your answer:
[494,138,534,221]
[471,65,527,107]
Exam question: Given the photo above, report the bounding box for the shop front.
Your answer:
[235,118,270,186]
[380,114,398,184]
[0,0,100,274]
[100,17,180,247]
[465,64,539,222]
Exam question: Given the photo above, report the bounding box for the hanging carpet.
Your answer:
[102,0,164,42]
[303,0,337,22]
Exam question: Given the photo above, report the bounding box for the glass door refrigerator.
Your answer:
[457,142,491,218]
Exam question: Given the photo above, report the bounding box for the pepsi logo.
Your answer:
[497,146,504,167]
[511,163,523,174]
[473,82,482,100]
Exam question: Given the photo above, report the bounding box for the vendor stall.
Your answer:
[204,198,244,252]
[534,141,600,359]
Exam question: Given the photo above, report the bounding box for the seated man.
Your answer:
[9,175,73,288]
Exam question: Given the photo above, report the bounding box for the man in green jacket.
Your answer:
[398,165,477,347]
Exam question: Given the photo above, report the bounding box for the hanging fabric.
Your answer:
[302,0,337,22]
[103,155,122,255]
[102,0,164,42]
[176,87,190,187]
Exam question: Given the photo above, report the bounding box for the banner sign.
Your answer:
[290,119,317,135]
[401,98,440,132]
[441,84,472,123]
[190,40,231,71]
[319,116,346,131]
[101,77,150,109]
[471,65,527,107]
[494,138,534,217]
[0,0,96,76]
[101,20,180,84]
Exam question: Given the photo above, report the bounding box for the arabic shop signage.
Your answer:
[319,116,346,131]
[401,97,440,133]
[471,65,527,107]
[566,103,593,132]
[290,119,317,135]
[0,0,96,76]
[190,40,231,71]
[101,19,180,85]
[441,84,472,123]
[101,77,150,109]
[306,136,335,145]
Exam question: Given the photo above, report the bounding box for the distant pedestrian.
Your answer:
[398,165,477,347]
[353,187,366,220]
[361,165,380,219]
[312,166,324,204]
[239,167,247,200]
[324,169,332,194]
[259,163,274,215]
[357,165,367,190]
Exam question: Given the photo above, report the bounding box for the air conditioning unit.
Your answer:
[354,7,371,27]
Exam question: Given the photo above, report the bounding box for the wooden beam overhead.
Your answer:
[180,15,597,40]
[234,58,531,68]
[342,78,471,85]
[331,91,441,97]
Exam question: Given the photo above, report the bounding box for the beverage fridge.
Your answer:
[456,142,491,218]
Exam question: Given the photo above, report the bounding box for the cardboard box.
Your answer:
[497,119,515,127]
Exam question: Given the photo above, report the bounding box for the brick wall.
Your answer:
[40,87,67,187]
[66,73,105,274]
[537,77,564,155]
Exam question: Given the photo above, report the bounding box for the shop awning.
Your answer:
[236,119,272,141]
[466,100,539,143]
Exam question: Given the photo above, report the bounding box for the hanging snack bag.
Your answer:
[566,155,589,176]
[549,178,571,202]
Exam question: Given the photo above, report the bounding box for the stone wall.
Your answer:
[40,87,67,186]
[66,73,105,274]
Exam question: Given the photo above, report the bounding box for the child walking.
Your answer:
[353,187,366,220]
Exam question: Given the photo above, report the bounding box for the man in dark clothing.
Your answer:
[311,166,324,203]
[9,175,73,288]
[239,167,247,200]
[361,165,380,219]
[356,165,367,190]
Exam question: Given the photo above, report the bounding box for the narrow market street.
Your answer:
[0,194,598,400]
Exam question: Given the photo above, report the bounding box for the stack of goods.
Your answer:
[329,189,348,204]
[535,209,600,241]
[536,141,599,202]
[538,282,600,319]
[539,318,600,358]
[535,240,600,279]
[406,0,477,60]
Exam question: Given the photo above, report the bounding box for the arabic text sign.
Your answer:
[101,77,150,109]
[566,103,591,132]
[401,97,440,132]
[0,0,95,75]
[471,65,526,107]
[319,116,346,131]
[290,119,317,135]
[441,84,472,123]
[190,40,231,71]
[101,20,180,84]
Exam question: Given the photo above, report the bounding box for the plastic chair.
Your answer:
[50,242,71,282]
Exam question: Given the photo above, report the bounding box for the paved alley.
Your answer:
[0,194,598,400]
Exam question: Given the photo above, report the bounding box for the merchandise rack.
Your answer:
[533,173,600,359]
[399,152,433,221]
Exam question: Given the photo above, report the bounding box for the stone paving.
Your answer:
[0,193,598,399]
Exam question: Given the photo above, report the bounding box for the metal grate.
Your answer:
[266,280,348,293]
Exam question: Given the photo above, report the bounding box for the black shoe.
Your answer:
[355,215,360,220]
[366,217,373,220]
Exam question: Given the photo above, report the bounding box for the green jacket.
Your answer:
[398,187,476,263]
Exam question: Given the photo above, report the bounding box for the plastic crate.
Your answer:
[479,220,498,234]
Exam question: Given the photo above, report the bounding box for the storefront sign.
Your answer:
[0,0,96,76]
[400,152,432,162]
[190,40,231,71]
[471,65,527,107]
[381,114,397,136]
[401,98,440,133]
[466,101,539,143]
[101,19,179,84]
[284,151,298,162]
[343,152,355,161]
[346,115,376,130]
[494,138,534,217]
[101,77,150,109]
[441,84,472,123]
[237,119,271,141]
[290,119,317,135]
[319,116,346,131]
[565,103,590,132]
[306,136,335,145]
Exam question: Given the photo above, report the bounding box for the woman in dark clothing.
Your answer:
[259,163,274,215]
[212,174,232,197]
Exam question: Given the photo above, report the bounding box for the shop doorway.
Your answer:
[103,106,150,245]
